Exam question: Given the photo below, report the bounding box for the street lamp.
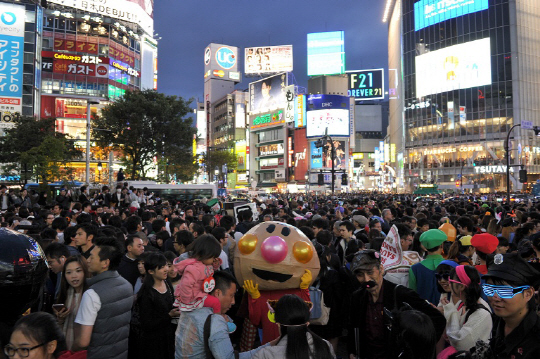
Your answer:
[85,99,101,185]
[214,166,219,188]
[505,124,540,203]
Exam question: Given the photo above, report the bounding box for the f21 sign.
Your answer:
[347,69,384,100]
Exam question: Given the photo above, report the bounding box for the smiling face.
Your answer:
[234,221,320,291]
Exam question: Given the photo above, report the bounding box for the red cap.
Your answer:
[471,233,499,254]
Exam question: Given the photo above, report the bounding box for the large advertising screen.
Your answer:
[414,0,489,31]
[249,73,288,114]
[415,38,492,98]
[307,31,345,76]
[310,140,346,169]
[245,45,293,75]
[0,2,25,127]
[347,69,385,100]
[306,95,350,138]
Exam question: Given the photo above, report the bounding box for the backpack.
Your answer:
[309,281,331,325]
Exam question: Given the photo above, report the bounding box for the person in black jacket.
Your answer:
[347,249,446,359]
[118,234,145,288]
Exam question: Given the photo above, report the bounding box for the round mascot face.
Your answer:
[234,221,320,291]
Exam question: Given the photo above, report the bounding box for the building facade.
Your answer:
[387,0,540,193]
[38,0,157,183]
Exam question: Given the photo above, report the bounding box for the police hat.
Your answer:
[483,253,540,289]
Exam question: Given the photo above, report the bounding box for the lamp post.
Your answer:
[505,124,540,203]
[214,166,219,188]
[85,99,101,185]
[97,161,103,184]
[314,132,336,195]
[305,173,309,193]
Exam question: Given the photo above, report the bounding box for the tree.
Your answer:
[202,148,238,182]
[92,89,197,181]
[0,117,80,184]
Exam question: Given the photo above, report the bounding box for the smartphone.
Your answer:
[52,304,66,311]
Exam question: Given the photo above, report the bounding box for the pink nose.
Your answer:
[260,236,288,264]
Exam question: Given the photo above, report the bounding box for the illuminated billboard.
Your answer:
[306,95,349,138]
[245,45,293,75]
[415,38,492,98]
[249,73,288,114]
[310,140,346,169]
[0,2,25,125]
[307,31,345,76]
[294,94,306,128]
[47,0,154,33]
[347,69,385,100]
[204,43,240,82]
[415,0,489,31]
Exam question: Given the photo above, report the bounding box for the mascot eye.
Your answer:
[238,234,258,255]
[293,241,314,264]
[266,224,276,233]
[281,227,291,236]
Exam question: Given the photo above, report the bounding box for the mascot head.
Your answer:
[234,221,320,291]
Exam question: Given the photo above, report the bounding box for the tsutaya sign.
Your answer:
[423,145,483,155]
[474,165,514,174]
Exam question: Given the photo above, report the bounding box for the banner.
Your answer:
[380,225,403,269]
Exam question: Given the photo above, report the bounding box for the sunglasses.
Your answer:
[482,284,531,299]
[435,272,450,281]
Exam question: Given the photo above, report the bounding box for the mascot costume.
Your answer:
[234,221,319,348]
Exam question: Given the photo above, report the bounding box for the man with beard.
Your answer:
[347,249,445,359]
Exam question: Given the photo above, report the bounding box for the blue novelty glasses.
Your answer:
[482,284,531,299]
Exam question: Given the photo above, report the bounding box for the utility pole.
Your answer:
[314,129,336,195]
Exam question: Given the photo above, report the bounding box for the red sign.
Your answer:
[294,128,308,181]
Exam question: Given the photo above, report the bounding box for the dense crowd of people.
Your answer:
[1,182,540,359]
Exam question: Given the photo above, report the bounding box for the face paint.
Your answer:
[360,280,377,289]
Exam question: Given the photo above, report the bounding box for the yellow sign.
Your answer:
[352,153,364,160]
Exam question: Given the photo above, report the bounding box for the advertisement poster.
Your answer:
[310,141,323,169]
[306,94,350,137]
[249,73,288,114]
[245,45,293,75]
[235,142,247,171]
[415,38,492,97]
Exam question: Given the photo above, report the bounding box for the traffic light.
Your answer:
[318,173,324,185]
[314,139,324,148]
[456,180,460,187]
[519,169,527,183]
[342,174,348,185]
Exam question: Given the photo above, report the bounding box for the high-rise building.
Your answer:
[38,0,157,183]
[386,0,540,193]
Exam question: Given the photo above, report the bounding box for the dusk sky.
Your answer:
[154,0,389,105]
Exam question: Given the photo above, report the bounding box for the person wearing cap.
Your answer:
[471,233,499,275]
[352,215,368,237]
[446,235,475,265]
[346,249,446,359]
[476,253,540,358]
[409,229,447,305]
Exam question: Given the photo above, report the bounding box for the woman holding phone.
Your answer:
[53,255,90,350]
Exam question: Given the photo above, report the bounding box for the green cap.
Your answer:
[481,204,490,208]
[420,229,447,250]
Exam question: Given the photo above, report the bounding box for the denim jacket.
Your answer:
[175,307,269,359]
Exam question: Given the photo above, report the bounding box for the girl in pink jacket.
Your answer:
[173,235,222,313]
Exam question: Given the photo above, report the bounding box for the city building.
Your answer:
[0,0,43,136]
[38,0,157,183]
[386,0,540,193]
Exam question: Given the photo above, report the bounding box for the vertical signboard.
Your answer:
[294,128,308,180]
[294,94,306,128]
[284,85,295,123]
[0,3,25,128]
[310,141,323,169]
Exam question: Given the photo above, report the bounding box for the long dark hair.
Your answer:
[391,309,437,359]
[274,295,333,359]
[450,266,482,310]
[11,312,68,358]
[189,234,222,261]
[56,255,90,305]
[137,252,169,301]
